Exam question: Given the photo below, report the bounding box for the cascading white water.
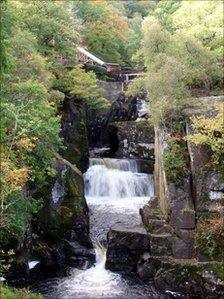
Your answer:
[85,158,154,245]
[136,97,149,121]
[38,158,159,299]
[84,159,153,199]
[89,158,139,172]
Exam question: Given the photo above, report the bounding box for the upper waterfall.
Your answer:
[84,158,154,199]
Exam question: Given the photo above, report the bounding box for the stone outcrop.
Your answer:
[98,81,123,104]
[108,120,154,160]
[106,225,150,273]
[32,157,94,277]
[88,92,138,148]
[60,96,89,172]
[136,97,224,296]
[137,256,224,298]
[105,97,223,298]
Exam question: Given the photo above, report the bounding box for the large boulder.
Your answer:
[32,157,94,277]
[106,225,150,273]
[138,255,224,298]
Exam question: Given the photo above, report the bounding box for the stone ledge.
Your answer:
[137,255,224,298]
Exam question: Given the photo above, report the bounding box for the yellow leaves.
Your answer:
[5,168,29,191]
[1,159,29,195]
[46,167,57,177]
[17,137,36,152]
[187,133,208,145]
[109,15,129,39]
[186,103,224,169]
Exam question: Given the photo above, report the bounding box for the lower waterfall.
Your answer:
[35,158,162,298]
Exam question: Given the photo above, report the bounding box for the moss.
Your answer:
[199,194,210,203]
[163,139,189,185]
[0,285,43,299]
[195,214,224,260]
[201,263,224,281]
[112,120,154,131]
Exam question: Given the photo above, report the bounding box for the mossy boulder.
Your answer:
[138,256,224,298]
[32,157,93,275]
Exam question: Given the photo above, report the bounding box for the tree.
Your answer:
[129,2,223,124]
[55,64,109,109]
[74,0,129,64]
[186,103,224,173]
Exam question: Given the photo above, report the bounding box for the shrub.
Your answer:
[195,214,224,260]
[163,139,189,184]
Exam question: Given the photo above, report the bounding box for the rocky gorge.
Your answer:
[4,81,224,299]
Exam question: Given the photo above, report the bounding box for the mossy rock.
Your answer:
[0,285,43,299]
[36,158,88,240]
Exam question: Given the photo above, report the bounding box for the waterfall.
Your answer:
[136,97,149,121]
[84,159,153,199]
[85,158,154,245]
[89,158,139,172]
[36,157,158,298]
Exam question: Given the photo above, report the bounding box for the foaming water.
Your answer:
[35,158,161,299]
[85,158,154,199]
[48,245,123,299]
[136,98,149,121]
[89,158,139,172]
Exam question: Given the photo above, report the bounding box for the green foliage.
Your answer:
[0,193,41,249]
[195,214,224,260]
[0,0,111,258]
[20,1,77,64]
[163,139,189,183]
[74,0,129,65]
[0,0,70,253]
[0,285,43,299]
[154,0,181,31]
[130,1,223,124]
[201,264,224,282]
[186,103,224,173]
[54,64,109,109]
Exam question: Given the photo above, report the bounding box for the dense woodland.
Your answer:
[0,0,223,297]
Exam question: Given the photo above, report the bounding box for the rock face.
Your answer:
[186,121,224,214]
[60,96,89,172]
[106,225,150,273]
[138,255,224,299]
[88,92,138,148]
[136,97,224,297]
[108,120,154,159]
[32,157,94,276]
[98,81,123,104]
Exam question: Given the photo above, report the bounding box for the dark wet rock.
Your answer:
[172,229,195,259]
[170,208,195,230]
[195,171,224,213]
[201,270,224,298]
[60,96,89,172]
[138,255,224,298]
[106,225,150,273]
[88,92,138,148]
[5,225,32,286]
[32,157,94,276]
[64,240,95,268]
[168,179,196,230]
[106,93,138,123]
[137,254,161,282]
[108,120,154,159]
[149,233,172,256]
